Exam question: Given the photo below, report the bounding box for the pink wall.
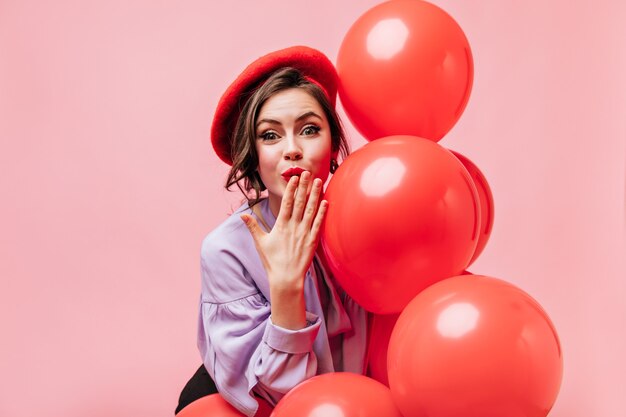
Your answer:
[1,1,624,416]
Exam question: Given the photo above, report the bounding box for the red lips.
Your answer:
[281,167,306,181]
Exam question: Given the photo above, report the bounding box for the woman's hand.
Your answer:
[240,171,328,329]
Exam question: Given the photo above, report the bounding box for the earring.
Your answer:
[330,159,339,174]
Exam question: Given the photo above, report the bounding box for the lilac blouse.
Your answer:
[197,198,369,416]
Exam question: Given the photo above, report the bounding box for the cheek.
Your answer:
[256,149,279,181]
[312,147,333,180]
[257,158,272,180]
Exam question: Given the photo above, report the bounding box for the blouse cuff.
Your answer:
[263,312,321,354]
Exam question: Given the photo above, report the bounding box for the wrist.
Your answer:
[269,278,307,330]
[268,273,306,294]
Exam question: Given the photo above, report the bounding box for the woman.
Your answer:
[176,46,369,417]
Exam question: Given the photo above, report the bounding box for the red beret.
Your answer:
[210,45,338,165]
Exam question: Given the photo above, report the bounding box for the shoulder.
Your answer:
[200,200,267,302]
[201,202,253,261]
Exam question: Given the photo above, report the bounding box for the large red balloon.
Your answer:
[366,313,400,387]
[321,136,480,314]
[337,0,473,141]
[178,394,272,417]
[450,150,494,266]
[270,373,402,417]
[388,275,563,417]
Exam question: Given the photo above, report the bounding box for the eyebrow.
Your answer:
[256,111,323,128]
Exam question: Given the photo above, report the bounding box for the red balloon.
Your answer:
[178,394,272,417]
[366,313,400,387]
[337,0,473,141]
[388,275,563,417]
[270,373,402,417]
[451,151,494,266]
[321,136,480,314]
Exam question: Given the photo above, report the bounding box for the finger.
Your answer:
[302,177,323,229]
[276,175,299,223]
[241,214,266,242]
[309,199,328,242]
[292,171,311,221]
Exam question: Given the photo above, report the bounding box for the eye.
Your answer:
[258,130,279,141]
[301,125,321,136]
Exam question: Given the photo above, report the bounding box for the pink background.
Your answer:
[1,1,624,416]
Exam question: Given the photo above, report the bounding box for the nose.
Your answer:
[283,135,303,161]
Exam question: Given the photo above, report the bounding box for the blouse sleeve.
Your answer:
[197,240,321,417]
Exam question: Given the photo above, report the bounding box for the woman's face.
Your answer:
[255,87,336,216]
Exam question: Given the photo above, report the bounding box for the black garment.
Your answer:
[175,364,218,414]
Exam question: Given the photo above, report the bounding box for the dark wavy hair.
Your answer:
[225,67,350,207]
